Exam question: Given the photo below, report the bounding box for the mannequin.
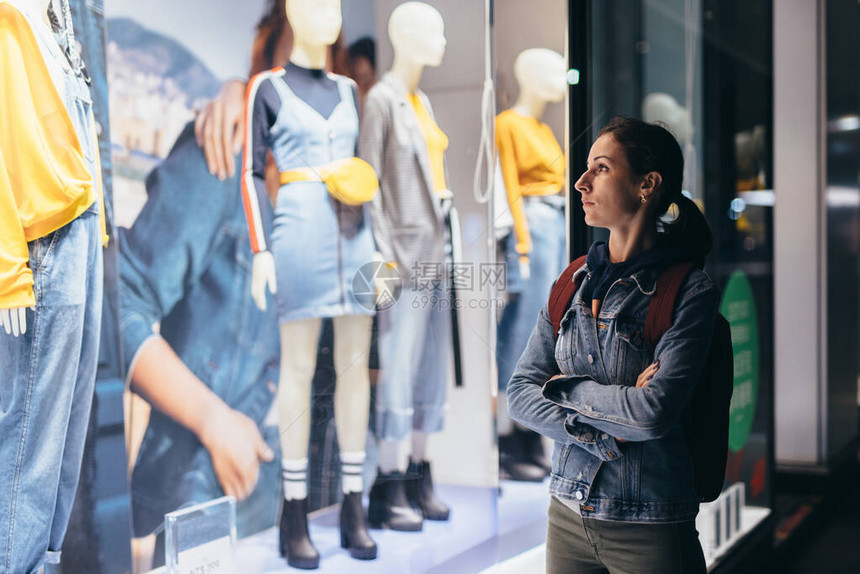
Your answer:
[642,92,696,195]
[358,1,452,532]
[495,48,567,481]
[0,0,106,571]
[0,0,63,337]
[241,0,377,568]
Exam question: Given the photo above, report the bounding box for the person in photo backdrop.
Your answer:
[117,2,293,569]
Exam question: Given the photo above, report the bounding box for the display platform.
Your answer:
[146,481,554,573]
[426,479,551,574]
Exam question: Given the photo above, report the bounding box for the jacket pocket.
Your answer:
[611,319,650,386]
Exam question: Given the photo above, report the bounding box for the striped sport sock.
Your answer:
[341,451,366,494]
[282,458,308,501]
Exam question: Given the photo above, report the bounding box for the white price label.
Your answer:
[176,536,237,574]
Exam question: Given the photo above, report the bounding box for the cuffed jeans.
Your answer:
[0,205,104,574]
[546,496,706,574]
[376,282,452,441]
[497,198,566,392]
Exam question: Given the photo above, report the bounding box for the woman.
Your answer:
[507,116,718,573]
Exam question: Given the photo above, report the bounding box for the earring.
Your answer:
[640,195,647,204]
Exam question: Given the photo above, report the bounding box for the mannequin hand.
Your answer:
[372,251,401,308]
[199,403,274,501]
[0,307,30,337]
[251,251,277,311]
[519,256,531,281]
[194,78,246,180]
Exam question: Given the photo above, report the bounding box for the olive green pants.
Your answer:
[546,496,707,574]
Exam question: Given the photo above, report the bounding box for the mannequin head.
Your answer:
[285,0,342,49]
[642,92,693,143]
[389,2,446,68]
[514,48,566,104]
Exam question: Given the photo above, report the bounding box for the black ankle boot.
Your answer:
[339,491,378,560]
[517,427,552,474]
[279,498,320,569]
[405,460,450,521]
[367,469,423,531]
[499,433,547,482]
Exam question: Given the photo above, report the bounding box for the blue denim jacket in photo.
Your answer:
[507,261,719,523]
[119,124,280,536]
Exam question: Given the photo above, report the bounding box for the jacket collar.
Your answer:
[381,72,442,218]
[572,263,659,296]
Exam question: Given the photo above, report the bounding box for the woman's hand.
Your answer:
[198,404,274,501]
[194,79,247,180]
[636,360,659,388]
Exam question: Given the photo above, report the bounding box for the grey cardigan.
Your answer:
[359,73,448,281]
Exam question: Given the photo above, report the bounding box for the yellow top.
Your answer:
[408,93,448,196]
[496,109,565,262]
[0,3,107,308]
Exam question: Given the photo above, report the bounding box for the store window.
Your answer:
[578,0,775,569]
[106,0,497,570]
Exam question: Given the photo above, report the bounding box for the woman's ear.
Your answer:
[640,171,663,202]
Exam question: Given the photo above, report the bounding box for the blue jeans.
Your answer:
[497,199,566,392]
[376,282,452,441]
[0,205,104,574]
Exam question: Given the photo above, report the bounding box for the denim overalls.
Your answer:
[0,5,103,572]
[268,74,376,322]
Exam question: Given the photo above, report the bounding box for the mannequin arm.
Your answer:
[358,91,397,265]
[195,78,247,180]
[496,117,532,267]
[129,336,273,501]
[251,250,277,311]
[240,73,279,254]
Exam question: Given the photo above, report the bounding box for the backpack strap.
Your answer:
[549,255,588,341]
[644,261,696,352]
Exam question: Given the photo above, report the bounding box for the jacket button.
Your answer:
[601,434,609,440]
[575,491,584,500]
[582,432,593,442]
[587,354,594,364]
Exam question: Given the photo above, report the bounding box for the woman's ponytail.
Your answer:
[662,194,712,262]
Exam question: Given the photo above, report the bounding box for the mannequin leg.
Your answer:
[276,318,322,569]
[410,431,428,464]
[331,315,377,560]
[369,287,432,532]
[331,314,372,459]
[405,283,451,520]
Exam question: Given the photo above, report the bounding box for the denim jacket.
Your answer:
[119,124,280,536]
[507,260,719,523]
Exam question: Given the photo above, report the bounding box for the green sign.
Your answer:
[720,271,760,452]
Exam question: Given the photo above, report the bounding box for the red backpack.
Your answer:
[548,256,733,503]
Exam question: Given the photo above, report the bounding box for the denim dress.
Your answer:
[267,74,376,322]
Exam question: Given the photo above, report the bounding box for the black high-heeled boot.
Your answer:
[279,498,320,570]
[405,460,450,521]
[499,433,546,482]
[339,491,378,560]
[367,469,423,531]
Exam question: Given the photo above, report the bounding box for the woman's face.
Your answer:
[574,134,643,230]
